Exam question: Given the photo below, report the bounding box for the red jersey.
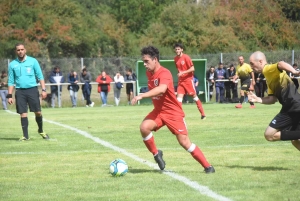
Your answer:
[174,54,194,82]
[146,66,185,117]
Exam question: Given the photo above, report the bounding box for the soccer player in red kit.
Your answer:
[131,46,215,173]
[174,43,206,119]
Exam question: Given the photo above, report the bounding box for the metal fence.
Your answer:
[1,50,299,83]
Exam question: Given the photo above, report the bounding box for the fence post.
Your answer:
[7,59,10,69]
[292,50,294,65]
[81,58,84,69]
[220,53,223,63]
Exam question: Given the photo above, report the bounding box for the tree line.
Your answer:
[0,0,299,60]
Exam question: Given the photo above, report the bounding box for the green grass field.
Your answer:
[1,102,299,201]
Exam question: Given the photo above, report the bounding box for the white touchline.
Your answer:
[6,110,232,201]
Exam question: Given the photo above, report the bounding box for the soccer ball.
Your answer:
[109,159,128,176]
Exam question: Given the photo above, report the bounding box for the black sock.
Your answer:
[280,130,300,141]
[239,96,244,103]
[21,117,29,139]
[36,116,43,133]
[250,102,254,105]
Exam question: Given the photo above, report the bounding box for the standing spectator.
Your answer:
[7,43,49,141]
[206,66,216,100]
[96,71,113,106]
[131,45,215,173]
[226,64,238,103]
[0,70,8,110]
[233,56,255,108]
[125,68,137,105]
[289,63,299,89]
[248,51,300,151]
[254,72,267,98]
[215,62,227,103]
[49,66,64,108]
[67,70,79,108]
[113,72,124,106]
[80,68,94,107]
[174,43,206,119]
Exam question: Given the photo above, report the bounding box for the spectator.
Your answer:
[67,70,79,108]
[225,64,238,103]
[233,56,255,109]
[215,62,227,103]
[206,66,216,100]
[49,66,64,108]
[174,43,206,119]
[0,70,8,110]
[289,63,299,89]
[254,72,267,98]
[7,43,49,141]
[125,68,137,105]
[96,71,113,106]
[113,72,124,106]
[80,68,94,107]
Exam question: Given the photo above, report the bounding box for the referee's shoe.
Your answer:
[39,132,50,140]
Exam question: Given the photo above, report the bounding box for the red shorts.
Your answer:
[145,111,188,135]
[177,79,196,96]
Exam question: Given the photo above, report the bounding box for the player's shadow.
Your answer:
[225,165,290,171]
[0,137,20,141]
[129,168,162,174]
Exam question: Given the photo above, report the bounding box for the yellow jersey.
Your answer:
[236,63,252,82]
[263,63,300,112]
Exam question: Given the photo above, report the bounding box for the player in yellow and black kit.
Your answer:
[248,51,300,151]
[233,56,256,108]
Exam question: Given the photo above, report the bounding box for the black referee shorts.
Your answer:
[15,87,41,114]
[269,112,300,131]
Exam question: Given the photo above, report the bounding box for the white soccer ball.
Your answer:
[109,159,128,176]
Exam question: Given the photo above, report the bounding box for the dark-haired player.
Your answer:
[131,46,214,173]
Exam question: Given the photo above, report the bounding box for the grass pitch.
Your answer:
[0,102,299,201]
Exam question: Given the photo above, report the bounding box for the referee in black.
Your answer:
[7,43,49,141]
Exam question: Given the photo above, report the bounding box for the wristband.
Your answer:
[42,88,47,92]
[6,94,12,98]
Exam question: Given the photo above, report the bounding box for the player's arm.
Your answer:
[39,79,47,99]
[131,84,167,105]
[178,65,195,77]
[278,61,300,76]
[248,91,277,104]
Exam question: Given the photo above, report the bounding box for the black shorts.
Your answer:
[240,79,251,91]
[126,83,133,95]
[269,112,300,131]
[15,87,41,114]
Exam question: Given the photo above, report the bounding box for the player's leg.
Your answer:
[235,87,245,108]
[266,113,300,151]
[291,140,300,151]
[28,87,49,139]
[185,80,206,118]
[140,114,165,170]
[16,89,30,140]
[176,83,185,104]
[165,117,214,173]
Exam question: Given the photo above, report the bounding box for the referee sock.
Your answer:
[142,132,158,155]
[36,115,43,133]
[21,117,29,139]
[187,143,210,168]
[280,130,300,141]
